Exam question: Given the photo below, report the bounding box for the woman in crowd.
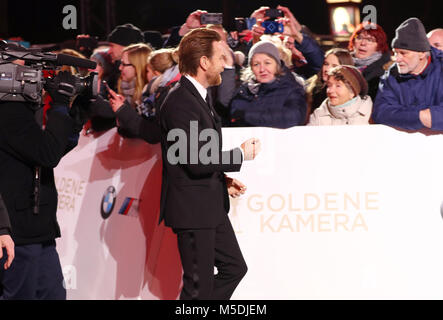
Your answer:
[88,42,157,138]
[348,22,392,100]
[229,41,306,128]
[308,65,372,126]
[105,47,179,144]
[117,43,152,108]
[306,48,354,115]
[144,48,180,103]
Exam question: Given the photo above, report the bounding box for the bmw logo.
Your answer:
[101,186,116,219]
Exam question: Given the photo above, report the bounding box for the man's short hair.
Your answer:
[178,28,221,76]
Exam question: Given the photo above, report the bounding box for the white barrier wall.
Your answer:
[55,125,443,299]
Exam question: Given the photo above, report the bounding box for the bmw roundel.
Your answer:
[101,186,116,219]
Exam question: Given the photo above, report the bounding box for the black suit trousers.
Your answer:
[174,214,247,300]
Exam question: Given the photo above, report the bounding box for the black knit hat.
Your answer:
[391,17,431,52]
[106,23,144,47]
[143,30,164,50]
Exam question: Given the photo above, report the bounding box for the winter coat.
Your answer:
[358,51,392,101]
[229,65,307,129]
[308,95,373,126]
[373,47,443,130]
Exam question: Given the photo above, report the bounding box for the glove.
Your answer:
[45,71,77,106]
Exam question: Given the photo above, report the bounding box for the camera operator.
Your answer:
[0,70,85,300]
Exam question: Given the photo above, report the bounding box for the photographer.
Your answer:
[0,70,85,300]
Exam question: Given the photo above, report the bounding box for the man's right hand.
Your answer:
[0,234,14,270]
[179,10,208,36]
[241,138,261,160]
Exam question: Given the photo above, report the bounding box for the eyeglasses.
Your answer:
[355,35,377,43]
[121,62,134,68]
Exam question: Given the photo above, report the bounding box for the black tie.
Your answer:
[205,92,214,117]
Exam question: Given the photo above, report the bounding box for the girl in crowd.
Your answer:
[306,48,354,115]
[89,42,157,139]
[106,47,181,144]
[144,48,180,107]
[117,43,152,108]
[229,41,306,128]
[348,22,392,100]
[110,48,180,120]
[308,65,372,126]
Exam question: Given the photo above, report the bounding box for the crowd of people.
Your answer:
[14,6,439,133]
[2,6,438,134]
[1,5,443,300]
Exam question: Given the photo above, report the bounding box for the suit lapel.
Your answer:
[180,77,219,127]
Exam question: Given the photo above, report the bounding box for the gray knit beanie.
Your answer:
[391,17,431,52]
[248,41,281,66]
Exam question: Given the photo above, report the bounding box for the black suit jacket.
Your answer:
[159,76,243,229]
[0,101,79,245]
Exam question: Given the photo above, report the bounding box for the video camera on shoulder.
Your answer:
[200,13,223,25]
[263,8,284,34]
[0,40,98,105]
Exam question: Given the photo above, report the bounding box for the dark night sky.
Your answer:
[1,0,439,45]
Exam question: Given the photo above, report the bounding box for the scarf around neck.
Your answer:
[120,79,136,105]
[353,51,382,69]
[247,78,276,95]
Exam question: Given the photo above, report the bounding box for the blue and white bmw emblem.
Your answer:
[101,186,116,219]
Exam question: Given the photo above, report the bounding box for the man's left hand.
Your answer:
[226,177,247,198]
[419,108,432,128]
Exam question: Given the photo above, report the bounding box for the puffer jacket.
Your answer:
[308,95,373,126]
[229,64,307,129]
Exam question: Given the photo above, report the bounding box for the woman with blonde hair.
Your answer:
[118,43,152,107]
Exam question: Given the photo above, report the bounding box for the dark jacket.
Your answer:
[373,47,443,130]
[0,101,79,245]
[229,64,307,129]
[0,194,11,236]
[163,26,181,48]
[292,33,325,79]
[360,51,392,101]
[159,76,243,229]
[115,101,161,144]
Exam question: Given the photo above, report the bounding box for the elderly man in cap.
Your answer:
[372,18,443,130]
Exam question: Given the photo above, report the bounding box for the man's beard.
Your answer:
[207,72,222,86]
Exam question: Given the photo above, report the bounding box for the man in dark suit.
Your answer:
[0,71,84,299]
[159,28,261,300]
